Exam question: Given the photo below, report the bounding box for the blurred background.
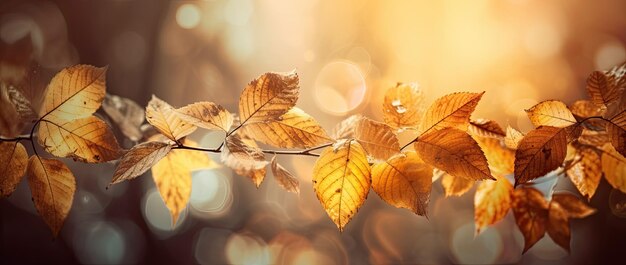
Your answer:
[1,0,626,264]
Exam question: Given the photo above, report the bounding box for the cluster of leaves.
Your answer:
[1,59,624,255]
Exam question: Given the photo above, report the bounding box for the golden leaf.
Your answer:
[27,156,76,237]
[332,114,362,140]
[474,177,513,234]
[514,126,567,186]
[476,137,515,177]
[39,65,107,122]
[441,173,474,197]
[382,82,424,129]
[38,116,122,163]
[238,71,299,125]
[176,101,233,132]
[547,194,596,252]
[0,87,23,137]
[0,142,28,197]
[586,70,621,110]
[504,126,524,150]
[569,100,604,124]
[353,117,400,160]
[271,156,300,194]
[567,148,602,200]
[110,141,172,184]
[146,95,197,141]
[371,151,433,215]
[468,119,506,138]
[414,127,492,181]
[511,187,549,253]
[418,92,484,135]
[550,193,596,218]
[242,107,331,149]
[525,100,577,128]
[601,143,626,193]
[221,133,268,187]
[102,94,144,141]
[313,140,371,231]
[606,109,626,157]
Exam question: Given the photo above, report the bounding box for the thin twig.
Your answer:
[400,138,417,151]
[173,142,333,157]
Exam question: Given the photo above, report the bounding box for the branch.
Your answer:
[173,142,333,158]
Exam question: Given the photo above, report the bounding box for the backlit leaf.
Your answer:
[567,148,602,200]
[526,100,577,128]
[476,137,515,177]
[551,193,596,219]
[468,119,506,138]
[176,101,233,132]
[221,133,268,187]
[146,95,197,141]
[418,92,484,135]
[606,109,626,157]
[332,114,362,140]
[0,142,28,197]
[511,187,549,253]
[238,71,299,125]
[0,86,23,137]
[547,194,596,252]
[102,94,144,141]
[441,172,474,197]
[353,117,400,160]
[514,126,567,186]
[271,156,299,194]
[586,70,620,110]
[504,126,524,149]
[382,82,424,129]
[474,177,513,234]
[601,143,626,193]
[110,141,171,184]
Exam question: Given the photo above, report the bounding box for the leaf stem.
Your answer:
[400,138,418,151]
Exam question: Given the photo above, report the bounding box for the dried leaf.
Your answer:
[567,148,602,200]
[243,107,331,149]
[511,187,549,253]
[476,137,515,177]
[221,133,268,187]
[0,142,28,197]
[39,65,107,122]
[110,141,172,184]
[332,114,362,140]
[353,117,400,160]
[601,143,626,193]
[176,101,233,132]
[238,71,299,125]
[102,94,144,141]
[551,193,596,219]
[468,119,506,138]
[474,177,513,234]
[146,95,197,141]
[271,156,299,194]
[382,82,424,129]
[526,100,577,128]
[514,126,567,186]
[371,151,433,215]
[313,140,371,231]
[606,109,626,157]
[586,71,621,110]
[441,173,474,197]
[569,100,604,128]
[27,156,76,237]
[547,194,596,252]
[0,86,23,137]
[504,126,524,149]
[7,85,37,122]
[414,128,492,181]
[578,129,609,146]
[38,116,122,163]
[418,92,484,135]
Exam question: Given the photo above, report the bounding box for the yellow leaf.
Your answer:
[511,187,549,253]
[514,126,567,186]
[353,117,400,160]
[242,107,331,149]
[601,143,626,193]
[111,141,172,184]
[414,128,492,181]
[221,133,268,187]
[332,114,362,140]
[606,109,626,157]
[418,92,484,135]
[0,142,28,197]
[313,140,371,231]
[476,137,515,177]
[586,70,620,110]
[468,119,506,138]
[525,100,577,128]
[27,156,76,237]
[371,151,432,215]
[146,95,197,141]
[39,65,107,122]
[504,126,524,150]
[271,156,299,194]
[441,173,474,197]
[238,71,299,125]
[474,177,513,234]
[38,116,122,163]
[382,82,424,129]
[567,148,602,200]
[176,101,233,132]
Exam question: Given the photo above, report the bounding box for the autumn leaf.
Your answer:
[353,117,400,160]
[176,101,233,132]
[371,151,433,215]
[0,87,23,137]
[0,142,28,197]
[586,70,621,110]
[7,85,38,123]
[474,177,513,234]
[514,126,567,186]
[238,71,299,125]
[313,140,371,231]
[414,127,492,181]
[566,147,602,200]
[476,137,515,177]
[221,133,268,187]
[606,109,626,157]
[39,65,107,122]
[441,172,474,197]
[27,156,76,237]
[242,107,331,149]
[468,119,506,138]
[578,129,609,146]
[511,187,549,253]
[270,156,300,194]
[601,143,626,193]
[110,141,172,184]
[418,92,484,135]
[504,126,524,149]
[332,114,362,140]
[38,116,122,163]
[526,100,577,128]
[145,95,197,141]
[546,193,596,252]
[102,94,145,141]
[569,100,604,129]
[382,82,424,129]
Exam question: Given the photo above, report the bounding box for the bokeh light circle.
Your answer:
[314,61,367,115]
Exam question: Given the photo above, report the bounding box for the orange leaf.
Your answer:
[382,82,424,129]
[546,193,596,252]
[110,141,172,184]
[586,70,621,110]
[514,126,567,186]
[468,119,506,138]
[0,142,28,197]
[271,156,300,194]
[176,101,234,132]
[353,117,400,160]
[606,109,626,157]
[145,95,197,141]
[504,126,524,150]
[525,100,577,128]
[332,114,362,140]
[221,133,268,187]
[418,92,484,135]
[474,177,513,234]
[238,71,299,125]
[601,143,626,193]
[567,148,602,200]
[511,187,549,253]
[441,173,474,197]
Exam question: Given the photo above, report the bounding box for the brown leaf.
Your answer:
[511,187,549,253]
[110,141,172,184]
[221,133,268,187]
[238,71,299,125]
[382,82,424,129]
[313,140,371,231]
[468,119,506,138]
[102,94,145,141]
[270,156,299,194]
[0,142,28,197]
[39,65,107,122]
[567,148,602,200]
[526,100,577,128]
[415,128,492,181]
[504,126,524,150]
[27,156,76,237]
[176,101,233,132]
[474,177,513,234]
[601,143,626,193]
[371,151,433,215]
[441,172,474,197]
[606,109,626,157]
[546,201,571,252]
[418,92,484,135]
[514,126,567,186]
[578,129,609,146]
[332,114,362,140]
[0,86,23,137]
[242,107,331,149]
[551,193,596,219]
[353,117,400,160]
[586,70,621,110]
[146,95,197,141]
[7,85,37,123]
[569,100,605,130]
[38,116,122,163]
